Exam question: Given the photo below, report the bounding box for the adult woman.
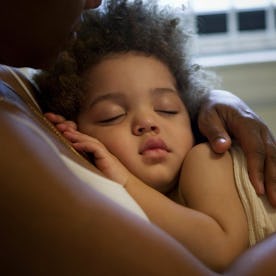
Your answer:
[0,0,275,274]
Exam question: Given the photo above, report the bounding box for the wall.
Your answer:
[207,61,276,136]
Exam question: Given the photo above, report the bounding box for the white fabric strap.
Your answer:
[231,145,276,246]
[5,65,42,111]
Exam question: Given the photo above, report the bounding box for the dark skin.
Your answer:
[0,0,276,274]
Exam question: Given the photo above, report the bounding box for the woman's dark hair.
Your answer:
[35,0,215,141]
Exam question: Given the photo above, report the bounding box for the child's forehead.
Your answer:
[87,51,171,72]
[83,50,182,98]
[85,51,176,84]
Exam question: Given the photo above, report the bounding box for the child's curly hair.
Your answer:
[35,0,214,140]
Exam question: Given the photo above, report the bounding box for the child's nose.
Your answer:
[132,119,160,136]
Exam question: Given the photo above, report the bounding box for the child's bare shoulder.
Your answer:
[180,142,233,190]
[186,142,212,155]
[184,142,231,164]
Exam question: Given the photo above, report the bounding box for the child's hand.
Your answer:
[44,112,77,133]
[63,130,131,186]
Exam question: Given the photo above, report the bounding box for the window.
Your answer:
[197,13,227,34]
[158,0,276,58]
[238,10,266,31]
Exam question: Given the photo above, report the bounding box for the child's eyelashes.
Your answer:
[98,109,179,125]
[98,113,126,124]
[95,109,179,125]
[156,110,178,115]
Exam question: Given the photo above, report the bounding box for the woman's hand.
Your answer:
[198,90,276,206]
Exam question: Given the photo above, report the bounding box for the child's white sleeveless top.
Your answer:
[231,145,276,246]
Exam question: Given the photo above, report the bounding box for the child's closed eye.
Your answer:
[156,110,178,115]
[98,113,126,124]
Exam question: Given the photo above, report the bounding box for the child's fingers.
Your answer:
[63,131,99,154]
[73,142,99,154]
[63,130,103,146]
[55,122,77,133]
[73,141,109,162]
[45,113,77,132]
[44,112,66,124]
[63,131,81,143]
[74,131,102,144]
[63,120,77,130]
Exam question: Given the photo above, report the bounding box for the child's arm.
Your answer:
[62,129,248,271]
[177,143,249,270]
[123,143,248,272]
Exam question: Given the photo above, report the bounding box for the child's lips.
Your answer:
[139,138,170,155]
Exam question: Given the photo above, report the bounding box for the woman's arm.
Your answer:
[2,99,276,275]
[64,130,248,271]
[225,233,276,276]
[1,104,214,276]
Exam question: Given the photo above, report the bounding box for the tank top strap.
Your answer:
[4,65,42,112]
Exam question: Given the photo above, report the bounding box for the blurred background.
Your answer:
[159,0,276,136]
